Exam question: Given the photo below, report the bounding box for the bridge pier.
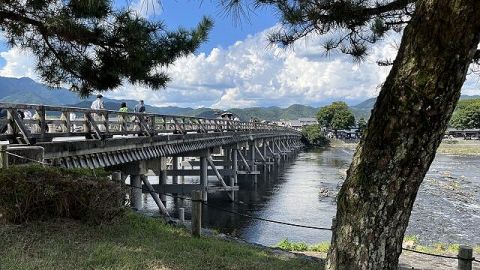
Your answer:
[130,174,143,210]
[158,157,168,206]
[232,147,238,185]
[199,153,208,202]
[118,161,149,210]
[249,140,257,184]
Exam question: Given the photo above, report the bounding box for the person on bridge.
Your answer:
[91,94,105,110]
[118,102,129,132]
[134,100,145,113]
[119,102,128,113]
[90,94,105,132]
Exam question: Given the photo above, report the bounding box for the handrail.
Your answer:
[0,102,300,144]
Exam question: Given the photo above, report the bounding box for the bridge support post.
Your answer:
[273,140,281,167]
[159,157,168,206]
[172,157,179,186]
[200,153,208,202]
[130,174,142,210]
[263,140,270,173]
[224,148,231,182]
[232,147,238,185]
[249,140,257,184]
[0,145,8,169]
[172,157,179,203]
[241,146,248,171]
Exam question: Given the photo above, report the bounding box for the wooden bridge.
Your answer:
[0,103,303,213]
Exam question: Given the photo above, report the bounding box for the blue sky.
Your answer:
[0,1,478,108]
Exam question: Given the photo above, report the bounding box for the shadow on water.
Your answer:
[142,147,480,247]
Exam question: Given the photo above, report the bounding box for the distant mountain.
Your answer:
[1,76,478,122]
[0,76,82,105]
[350,98,376,120]
[351,98,376,110]
[460,95,480,100]
[65,97,318,121]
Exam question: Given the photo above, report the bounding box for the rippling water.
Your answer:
[141,148,480,247]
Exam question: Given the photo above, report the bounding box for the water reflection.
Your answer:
[142,148,480,247]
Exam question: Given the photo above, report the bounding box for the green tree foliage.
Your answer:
[0,0,212,96]
[301,124,329,147]
[450,100,480,129]
[357,117,367,132]
[317,102,355,130]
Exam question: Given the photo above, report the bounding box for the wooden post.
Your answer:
[191,191,202,237]
[224,148,231,182]
[249,140,257,184]
[226,148,235,201]
[159,170,167,206]
[172,157,179,185]
[458,245,473,270]
[111,171,122,182]
[159,157,167,206]
[0,144,8,169]
[264,140,271,173]
[232,148,238,185]
[142,175,170,217]
[200,155,208,202]
[39,106,46,139]
[179,207,185,224]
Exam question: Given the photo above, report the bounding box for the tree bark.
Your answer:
[327,1,480,269]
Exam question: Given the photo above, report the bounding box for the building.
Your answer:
[297,118,318,126]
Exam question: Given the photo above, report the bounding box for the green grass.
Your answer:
[0,212,322,270]
[276,236,480,257]
[276,239,330,253]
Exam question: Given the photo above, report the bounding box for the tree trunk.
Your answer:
[327,1,480,269]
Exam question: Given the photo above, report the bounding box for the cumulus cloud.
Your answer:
[0,47,38,79]
[0,26,477,108]
[160,28,399,108]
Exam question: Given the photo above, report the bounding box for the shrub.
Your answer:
[0,165,126,224]
[301,124,330,147]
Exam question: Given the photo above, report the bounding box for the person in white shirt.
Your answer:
[90,94,106,132]
[91,94,104,110]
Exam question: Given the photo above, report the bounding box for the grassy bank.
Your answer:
[0,211,321,270]
[276,237,480,257]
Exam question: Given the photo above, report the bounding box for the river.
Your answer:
[140,148,480,247]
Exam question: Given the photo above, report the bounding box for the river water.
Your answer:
[141,148,480,247]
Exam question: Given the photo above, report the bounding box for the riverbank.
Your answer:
[276,239,480,270]
[330,138,480,155]
[0,211,322,270]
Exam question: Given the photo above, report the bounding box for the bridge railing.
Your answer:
[0,103,299,144]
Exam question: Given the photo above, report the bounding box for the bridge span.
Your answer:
[0,103,303,213]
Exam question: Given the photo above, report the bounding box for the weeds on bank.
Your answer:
[276,236,480,256]
[276,239,330,253]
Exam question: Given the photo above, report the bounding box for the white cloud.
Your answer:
[158,27,399,108]
[0,47,37,79]
[0,26,477,108]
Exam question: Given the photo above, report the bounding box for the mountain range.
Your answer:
[0,76,478,121]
